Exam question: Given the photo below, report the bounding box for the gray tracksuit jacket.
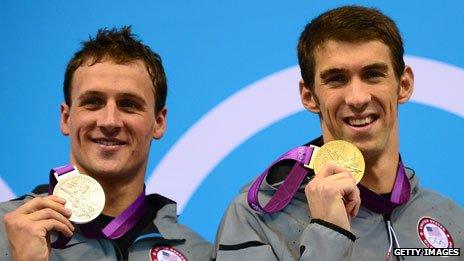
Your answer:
[214,168,464,260]
[0,191,212,260]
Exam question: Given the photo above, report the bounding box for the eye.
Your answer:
[363,70,386,82]
[323,74,348,87]
[81,97,104,109]
[118,99,141,111]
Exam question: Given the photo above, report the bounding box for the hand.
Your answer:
[3,195,74,261]
[305,162,361,231]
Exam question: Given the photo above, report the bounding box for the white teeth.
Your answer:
[348,116,374,127]
[96,140,123,146]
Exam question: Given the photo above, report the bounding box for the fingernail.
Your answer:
[65,208,72,215]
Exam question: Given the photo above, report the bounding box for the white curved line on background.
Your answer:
[0,177,16,201]
[406,57,464,117]
[147,55,464,212]
[147,66,303,211]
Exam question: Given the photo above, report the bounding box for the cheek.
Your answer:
[69,111,96,132]
[378,92,398,116]
[130,120,155,142]
[319,97,340,119]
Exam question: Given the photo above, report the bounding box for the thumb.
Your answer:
[316,162,348,178]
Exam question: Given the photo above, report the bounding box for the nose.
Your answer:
[344,78,371,110]
[97,101,123,135]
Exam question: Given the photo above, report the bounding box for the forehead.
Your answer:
[71,59,155,100]
[313,40,393,73]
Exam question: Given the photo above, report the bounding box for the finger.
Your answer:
[322,171,356,184]
[315,162,349,179]
[351,199,361,217]
[319,174,359,206]
[306,171,355,195]
[28,208,74,231]
[345,198,357,217]
[16,197,71,217]
[344,187,361,217]
[307,174,358,205]
[39,219,74,237]
[48,195,67,204]
[351,188,361,217]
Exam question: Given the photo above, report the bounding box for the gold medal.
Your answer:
[312,140,365,183]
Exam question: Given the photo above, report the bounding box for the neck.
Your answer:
[360,144,399,194]
[361,154,399,194]
[97,174,145,217]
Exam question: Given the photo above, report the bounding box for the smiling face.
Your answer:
[300,40,413,159]
[60,59,166,181]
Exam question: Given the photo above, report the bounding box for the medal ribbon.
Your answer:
[48,165,148,248]
[358,158,411,214]
[247,146,314,213]
[247,146,411,214]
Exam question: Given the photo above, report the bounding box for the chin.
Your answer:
[82,160,124,176]
[95,164,125,175]
[355,142,384,159]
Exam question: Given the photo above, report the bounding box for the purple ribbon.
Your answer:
[358,159,411,214]
[247,146,314,213]
[48,165,74,195]
[247,146,411,215]
[48,165,148,248]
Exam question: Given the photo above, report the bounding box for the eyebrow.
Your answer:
[362,63,389,72]
[118,92,147,106]
[77,90,147,105]
[319,68,349,80]
[77,90,104,100]
[319,62,390,79]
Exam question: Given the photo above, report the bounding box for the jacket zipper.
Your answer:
[112,240,124,261]
[384,213,405,261]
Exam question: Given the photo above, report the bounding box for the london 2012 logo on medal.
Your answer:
[417,216,454,248]
[150,246,187,261]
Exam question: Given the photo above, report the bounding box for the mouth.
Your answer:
[91,138,127,147]
[343,114,379,128]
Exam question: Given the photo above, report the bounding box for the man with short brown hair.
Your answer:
[0,27,211,261]
[214,6,463,260]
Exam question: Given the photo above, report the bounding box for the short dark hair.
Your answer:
[63,26,167,113]
[297,5,405,89]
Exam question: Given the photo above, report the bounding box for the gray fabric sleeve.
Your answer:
[214,194,355,261]
[0,209,12,261]
[300,221,354,260]
[213,198,280,261]
[0,197,32,261]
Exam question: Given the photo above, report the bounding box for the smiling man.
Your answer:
[214,6,463,260]
[0,27,211,260]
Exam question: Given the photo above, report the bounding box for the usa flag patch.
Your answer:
[150,246,187,261]
[417,216,454,248]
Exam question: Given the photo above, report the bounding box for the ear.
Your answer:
[299,79,320,113]
[398,66,414,104]
[60,103,71,136]
[152,107,167,140]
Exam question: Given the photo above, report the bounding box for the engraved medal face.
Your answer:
[53,174,105,224]
[312,140,365,183]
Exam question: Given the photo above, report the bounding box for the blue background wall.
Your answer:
[1,1,463,242]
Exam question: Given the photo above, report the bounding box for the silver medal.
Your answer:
[53,174,105,224]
